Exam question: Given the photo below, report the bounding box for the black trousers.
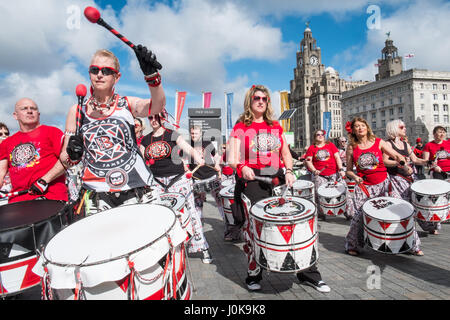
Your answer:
[232,169,323,285]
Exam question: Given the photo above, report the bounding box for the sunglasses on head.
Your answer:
[252,95,268,103]
[89,65,118,76]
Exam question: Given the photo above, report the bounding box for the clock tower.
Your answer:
[289,24,325,149]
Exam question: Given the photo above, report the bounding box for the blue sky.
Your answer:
[1,0,449,134]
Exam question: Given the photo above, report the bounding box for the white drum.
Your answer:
[220,177,235,189]
[150,192,193,241]
[219,184,236,226]
[410,179,450,223]
[32,204,190,300]
[363,197,415,254]
[291,180,315,202]
[317,182,347,217]
[249,196,318,273]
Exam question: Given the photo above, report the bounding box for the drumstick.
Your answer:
[185,164,202,179]
[0,189,28,199]
[253,176,280,186]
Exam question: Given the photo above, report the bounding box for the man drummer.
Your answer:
[0,98,68,203]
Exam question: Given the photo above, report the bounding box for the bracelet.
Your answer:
[285,168,294,174]
[236,163,248,177]
[66,155,80,167]
[145,72,161,87]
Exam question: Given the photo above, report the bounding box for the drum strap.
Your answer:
[396,173,413,183]
[153,173,185,192]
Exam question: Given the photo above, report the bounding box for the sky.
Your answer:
[1,0,450,136]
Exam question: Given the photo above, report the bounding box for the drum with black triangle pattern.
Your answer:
[317,182,347,217]
[249,196,318,273]
[363,197,415,254]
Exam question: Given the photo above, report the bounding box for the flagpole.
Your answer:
[224,91,228,142]
[174,90,178,125]
[202,91,204,109]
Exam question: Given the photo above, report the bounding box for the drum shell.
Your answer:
[0,200,67,296]
[362,197,415,254]
[219,184,236,226]
[291,180,315,202]
[193,176,221,193]
[249,196,318,273]
[410,180,450,222]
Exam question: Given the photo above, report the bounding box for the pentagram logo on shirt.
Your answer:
[357,152,379,170]
[10,142,40,168]
[81,117,135,175]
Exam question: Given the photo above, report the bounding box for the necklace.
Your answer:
[89,94,117,114]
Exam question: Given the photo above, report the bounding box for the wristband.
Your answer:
[145,72,162,87]
[66,155,80,167]
[236,163,248,178]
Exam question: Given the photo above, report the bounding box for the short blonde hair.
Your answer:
[238,85,275,126]
[91,49,120,72]
[385,119,404,140]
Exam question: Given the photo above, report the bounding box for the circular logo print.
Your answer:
[263,199,305,216]
[106,168,128,189]
[11,143,39,168]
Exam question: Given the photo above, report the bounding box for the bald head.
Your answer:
[13,97,40,131]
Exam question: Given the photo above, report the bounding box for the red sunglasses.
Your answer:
[252,95,269,103]
[89,65,118,76]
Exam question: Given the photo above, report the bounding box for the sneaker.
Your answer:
[301,279,331,293]
[201,250,213,264]
[247,281,261,291]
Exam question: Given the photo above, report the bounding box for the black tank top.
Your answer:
[387,140,409,176]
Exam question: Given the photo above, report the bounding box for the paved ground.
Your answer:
[8,193,450,301]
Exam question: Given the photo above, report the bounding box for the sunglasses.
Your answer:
[0,132,8,137]
[148,114,161,121]
[89,65,118,76]
[252,95,268,103]
[399,125,405,129]
[315,133,324,137]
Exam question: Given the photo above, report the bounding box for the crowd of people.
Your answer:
[0,45,448,299]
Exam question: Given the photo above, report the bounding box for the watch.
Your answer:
[309,55,318,66]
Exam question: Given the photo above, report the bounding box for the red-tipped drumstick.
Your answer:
[186,164,202,179]
[253,176,280,186]
[84,6,162,70]
[75,84,87,135]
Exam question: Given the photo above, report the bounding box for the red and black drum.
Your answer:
[0,200,67,297]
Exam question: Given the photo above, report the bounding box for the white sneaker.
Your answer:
[302,280,331,293]
[201,250,213,264]
[247,281,261,291]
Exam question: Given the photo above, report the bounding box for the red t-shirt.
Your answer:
[352,138,387,185]
[0,125,68,203]
[423,140,450,172]
[230,121,284,172]
[305,143,339,176]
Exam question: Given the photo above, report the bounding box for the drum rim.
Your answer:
[219,184,235,197]
[250,196,316,222]
[42,203,177,268]
[0,200,66,233]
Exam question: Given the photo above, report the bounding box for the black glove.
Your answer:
[67,135,84,162]
[134,44,162,76]
[29,178,48,195]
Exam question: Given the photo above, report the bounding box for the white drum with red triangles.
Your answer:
[317,182,347,217]
[291,180,315,202]
[345,178,356,194]
[410,179,450,223]
[219,184,236,226]
[33,204,190,300]
[363,197,415,254]
[150,192,193,241]
[249,196,318,273]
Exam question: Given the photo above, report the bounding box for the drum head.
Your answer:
[292,180,314,189]
[219,184,235,198]
[363,197,414,221]
[317,183,346,198]
[152,193,185,212]
[43,204,181,266]
[410,179,450,195]
[0,200,65,231]
[250,196,315,223]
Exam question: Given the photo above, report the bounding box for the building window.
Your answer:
[371,112,376,119]
[434,115,439,123]
[421,104,425,110]
[381,110,385,117]
[444,104,449,111]
[444,115,449,123]
[433,84,438,90]
[399,106,403,114]
[398,97,402,103]
[443,84,447,90]
[420,83,424,89]
[433,94,438,100]
[389,98,393,105]
[372,122,377,129]
[444,94,448,100]
[389,108,394,116]
[433,104,439,111]
[420,93,424,99]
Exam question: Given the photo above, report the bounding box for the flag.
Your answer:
[175,91,186,127]
[405,53,415,59]
[374,63,381,67]
[323,112,331,139]
[226,92,233,132]
[203,92,212,109]
[280,91,290,132]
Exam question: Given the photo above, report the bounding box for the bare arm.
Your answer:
[345,145,362,183]
[127,84,166,118]
[0,159,7,187]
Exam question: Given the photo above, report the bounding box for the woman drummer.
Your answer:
[228,85,330,293]
[61,46,165,214]
[344,117,411,256]
[383,119,427,253]
[304,129,346,219]
[421,125,450,234]
[139,113,213,263]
